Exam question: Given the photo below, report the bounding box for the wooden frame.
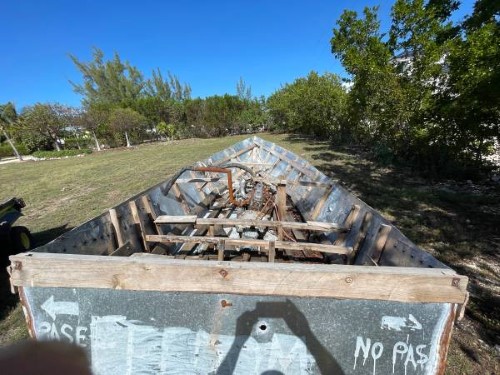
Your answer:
[145,234,352,255]
[154,216,348,232]
[9,252,468,304]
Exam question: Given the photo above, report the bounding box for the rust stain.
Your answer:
[18,287,36,338]
[220,299,232,308]
[219,269,228,278]
[436,305,457,375]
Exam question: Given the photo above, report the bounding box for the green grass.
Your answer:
[1,133,498,373]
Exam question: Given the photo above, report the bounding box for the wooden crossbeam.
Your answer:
[154,216,347,232]
[9,252,469,303]
[145,234,352,255]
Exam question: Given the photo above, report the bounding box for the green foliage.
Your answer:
[267,72,347,139]
[329,0,500,177]
[108,107,147,146]
[32,149,92,158]
[0,143,28,158]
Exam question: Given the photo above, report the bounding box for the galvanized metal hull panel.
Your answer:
[22,286,455,375]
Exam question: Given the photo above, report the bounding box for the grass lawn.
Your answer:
[1,133,498,373]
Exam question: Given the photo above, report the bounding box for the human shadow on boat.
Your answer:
[216,299,345,375]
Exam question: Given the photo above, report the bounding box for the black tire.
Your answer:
[10,226,34,254]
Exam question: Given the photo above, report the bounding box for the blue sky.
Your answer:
[0,0,475,109]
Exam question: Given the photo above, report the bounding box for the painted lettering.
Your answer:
[76,326,88,347]
[61,323,74,343]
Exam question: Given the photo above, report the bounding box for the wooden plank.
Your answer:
[370,224,393,264]
[108,208,124,248]
[155,215,198,224]
[109,241,134,256]
[276,180,287,241]
[9,252,469,304]
[140,194,165,236]
[157,217,347,232]
[349,211,373,264]
[268,241,275,262]
[334,205,361,246]
[310,186,335,220]
[145,234,352,255]
[217,239,225,261]
[129,200,149,251]
[171,184,191,214]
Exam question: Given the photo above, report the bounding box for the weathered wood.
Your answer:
[108,208,124,248]
[145,234,352,255]
[217,239,225,261]
[155,215,198,224]
[310,186,335,220]
[268,241,276,262]
[276,180,287,241]
[334,205,361,246]
[171,183,191,214]
[370,224,393,264]
[129,200,149,251]
[155,216,347,232]
[9,252,469,304]
[349,211,373,264]
[109,241,134,256]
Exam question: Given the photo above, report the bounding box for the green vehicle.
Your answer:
[0,197,33,256]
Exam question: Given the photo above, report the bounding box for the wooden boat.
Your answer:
[9,136,468,375]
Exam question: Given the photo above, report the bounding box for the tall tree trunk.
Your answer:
[125,131,131,147]
[92,131,101,151]
[2,128,22,161]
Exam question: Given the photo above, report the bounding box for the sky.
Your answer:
[0,0,475,109]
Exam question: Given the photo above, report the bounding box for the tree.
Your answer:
[0,102,22,160]
[267,72,347,139]
[108,107,146,147]
[75,104,111,151]
[69,48,145,106]
[19,104,66,151]
[236,77,252,101]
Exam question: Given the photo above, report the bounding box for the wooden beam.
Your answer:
[268,241,276,262]
[9,252,469,304]
[129,200,149,252]
[155,216,347,232]
[276,180,287,241]
[155,215,198,224]
[145,234,352,255]
[310,186,335,220]
[349,211,373,264]
[370,224,393,264]
[108,208,124,248]
[109,241,134,256]
[334,205,361,246]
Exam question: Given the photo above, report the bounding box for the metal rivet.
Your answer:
[452,278,460,287]
[345,276,353,284]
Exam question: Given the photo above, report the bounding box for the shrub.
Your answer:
[0,143,29,158]
[32,149,92,158]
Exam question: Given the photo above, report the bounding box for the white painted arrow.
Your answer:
[41,295,79,321]
[380,314,422,331]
